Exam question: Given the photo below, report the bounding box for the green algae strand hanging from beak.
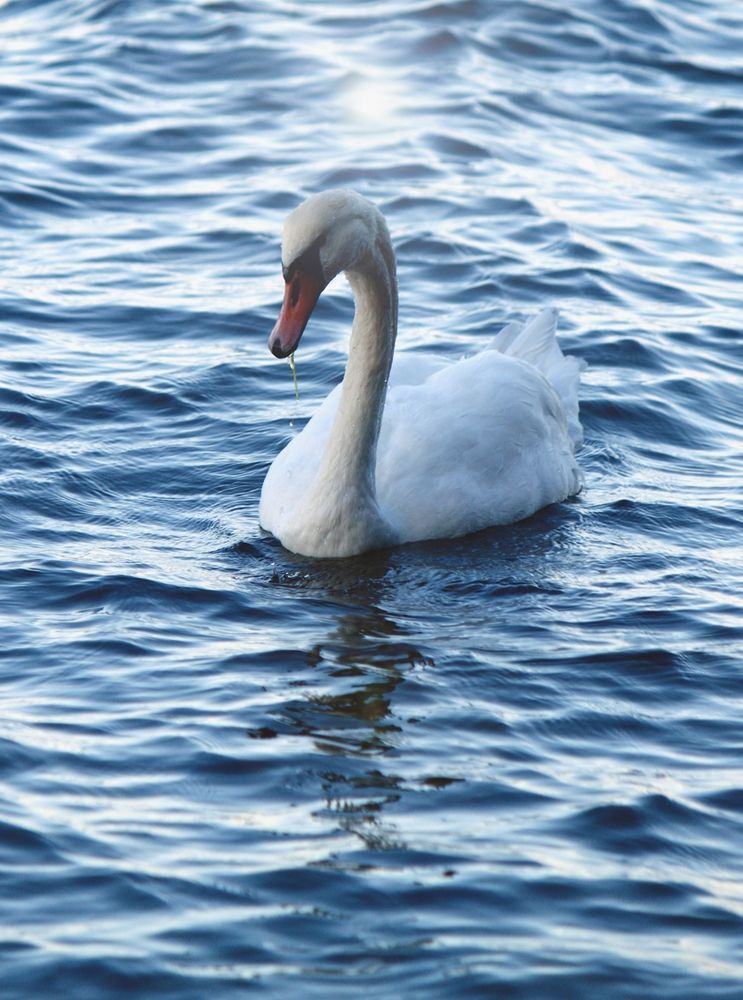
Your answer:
[289,352,300,400]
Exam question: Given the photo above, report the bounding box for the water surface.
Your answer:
[1,1,743,996]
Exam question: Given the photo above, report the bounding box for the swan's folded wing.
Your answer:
[494,308,584,450]
[375,351,581,543]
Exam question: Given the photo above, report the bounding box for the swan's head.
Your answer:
[268,189,382,359]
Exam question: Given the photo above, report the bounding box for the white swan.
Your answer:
[260,189,583,558]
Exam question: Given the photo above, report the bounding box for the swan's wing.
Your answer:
[489,308,584,449]
[376,351,581,543]
[499,307,563,368]
[488,319,523,353]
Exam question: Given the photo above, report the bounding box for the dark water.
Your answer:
[2,0,743,996]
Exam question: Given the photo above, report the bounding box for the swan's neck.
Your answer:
[307,235,398,547]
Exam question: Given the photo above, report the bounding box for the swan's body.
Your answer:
[260,190,583,558]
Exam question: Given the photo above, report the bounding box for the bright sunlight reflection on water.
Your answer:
[341,73,401,125]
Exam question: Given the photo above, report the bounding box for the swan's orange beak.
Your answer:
[268,269,325,359]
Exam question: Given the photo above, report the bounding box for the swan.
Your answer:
[260,189,583,558]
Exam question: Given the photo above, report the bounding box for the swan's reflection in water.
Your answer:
[260,547,434,855]
[289,627,414,853]
[249,506,580,857]
[283,610,429,753]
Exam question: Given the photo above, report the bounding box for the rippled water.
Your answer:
[2,0,742,996]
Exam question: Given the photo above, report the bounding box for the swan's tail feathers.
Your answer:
[495,307,585,450]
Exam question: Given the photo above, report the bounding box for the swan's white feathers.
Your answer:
[260,311,583,548]
[260,190,584,557]
[490,307,584,449]
[380,345,580,540]
[488,319,523,353]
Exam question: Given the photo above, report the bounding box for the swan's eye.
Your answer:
[290,277,301,308]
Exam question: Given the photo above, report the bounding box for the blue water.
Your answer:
[2,0,742,996]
